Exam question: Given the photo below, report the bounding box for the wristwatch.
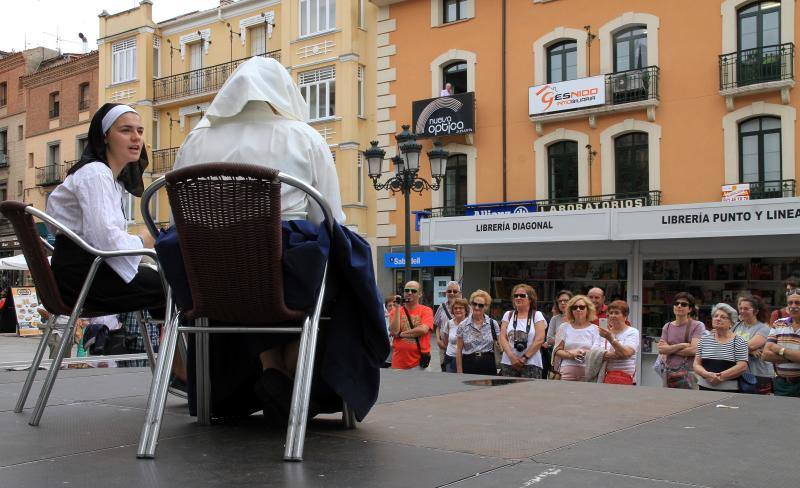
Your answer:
[779,347,786,357]
[522,353,530,361]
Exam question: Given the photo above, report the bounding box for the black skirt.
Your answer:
[462,351,497,376]
[51,235,165,313]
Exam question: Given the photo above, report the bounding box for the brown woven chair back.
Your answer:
[0,201,72,316]
[165,163,305,324]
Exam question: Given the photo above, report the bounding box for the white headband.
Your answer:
[101,105,138,134]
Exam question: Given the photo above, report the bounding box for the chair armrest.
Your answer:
[277,172,335,234]
[25,206,157,261]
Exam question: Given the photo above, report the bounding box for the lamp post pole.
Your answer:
[364,126,450,289]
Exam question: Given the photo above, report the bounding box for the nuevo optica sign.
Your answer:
[412,92,475,138]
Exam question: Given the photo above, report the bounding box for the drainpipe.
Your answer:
[501,0,508,202]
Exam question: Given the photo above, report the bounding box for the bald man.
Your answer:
[388,281,434,370]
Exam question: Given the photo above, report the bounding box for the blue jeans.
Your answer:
[443,354,457,373]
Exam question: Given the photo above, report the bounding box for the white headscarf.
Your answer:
[196,57,308,129]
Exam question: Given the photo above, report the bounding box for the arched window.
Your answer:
[614,26,648,72]
[548,141,578,200]
[614,132,649,195]
[547,41,577,83]
[738,1,781,84]
[739,116,781,186]
[443,154,468,210]
[443,61,467,94]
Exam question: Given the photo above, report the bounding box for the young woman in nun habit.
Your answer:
[46,103,164,313]
[173,56,349,424]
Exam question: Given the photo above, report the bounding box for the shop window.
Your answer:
[49,92,60,118]
[737,1,782,85]
[443,154,467,210]
[443,0,468,23]
[614,132,649,196]
[78,83,90,111]
[547,141,579,201]
[739,116,781,191]
[547,40,577,83]
[299,0,336,37]
[298,66,336,121]
[442,61,467,94]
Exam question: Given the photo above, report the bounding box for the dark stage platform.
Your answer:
[0,366,794,487]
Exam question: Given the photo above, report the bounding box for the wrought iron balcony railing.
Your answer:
[35,160,76,187]
[606,66,660,105]
[151,147,179,174]
[0,154,8,168]
[744,179,795,200]
[719,42,794,90]
[153,50,281,103]
[425,191,662,218]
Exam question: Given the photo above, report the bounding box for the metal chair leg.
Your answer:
[342,402,357,430]
[137,311,156,374]
[138,306,179,458]
[14,316,56,413]
[29,258,100,426]
[284,266,328,461]
[195,317,211,426]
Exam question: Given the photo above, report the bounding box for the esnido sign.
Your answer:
[529,75,606,116]
[412,92,475,138]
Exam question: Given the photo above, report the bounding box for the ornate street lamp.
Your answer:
[364,126,448,285]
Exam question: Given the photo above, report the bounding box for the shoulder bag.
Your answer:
[487,317,502,371]
[403,306,431,369]
[664,321,697,389]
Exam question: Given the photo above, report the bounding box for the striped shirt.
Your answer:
[767,320,800,378]
[696,334,749,390]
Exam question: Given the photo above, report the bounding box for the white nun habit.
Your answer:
[174,57,345,224]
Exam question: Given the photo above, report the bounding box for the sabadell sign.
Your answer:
[412,92,475,138]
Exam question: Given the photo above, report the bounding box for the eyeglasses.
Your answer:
[570,304,587,311]
[513,294,528,299]
[404,288,419,294]
[673,301,691,308]
[471,302,486,309]
[446,290,460,294]
[557,299,570,303]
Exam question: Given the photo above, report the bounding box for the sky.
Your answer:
[1,0,220,53]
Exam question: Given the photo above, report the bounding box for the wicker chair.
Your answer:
[136,163,349,462]
[0,201,166,426]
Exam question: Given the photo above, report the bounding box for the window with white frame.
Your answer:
[357,152,364,204]
[112,38,137,84]
[357,65,365,117]
[300,0,336,37]
[250,24,267,55]
[153,36,161,79]
[299,66,336,121]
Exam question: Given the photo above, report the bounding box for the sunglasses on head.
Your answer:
[786,288,800,296]
[471,302,486,309]
[673,301,691,308]
[570,304,587,311]
[404,288,419,294]
[446,290,460,294]
[513,293,528,299]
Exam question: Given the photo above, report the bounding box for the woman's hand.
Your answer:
[598,327,613,340]
[139,231,155,249]
[707,372,723,385]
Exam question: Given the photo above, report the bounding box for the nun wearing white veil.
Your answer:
[174,56,345,224]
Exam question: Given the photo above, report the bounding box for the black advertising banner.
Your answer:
[412,92,475,138]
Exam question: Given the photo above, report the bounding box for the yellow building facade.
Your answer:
[98,0,378,239]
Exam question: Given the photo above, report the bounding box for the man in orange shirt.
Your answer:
[389,281,434,369]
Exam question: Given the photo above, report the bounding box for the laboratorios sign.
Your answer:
[529,75,606,116]
[421,208,610,245]
[613,198,800,240]
[412,92,475,138]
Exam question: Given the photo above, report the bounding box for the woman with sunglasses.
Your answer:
[441,298,468,373]
[498,284,547,378]
[544,290,574,377]
[733,295,774,394]
[693,303,748,392]
[762,290,800,397]
[435,282,462,372]
[657,292,705,389]
[553,295,600,381]
[456,290,500,375]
